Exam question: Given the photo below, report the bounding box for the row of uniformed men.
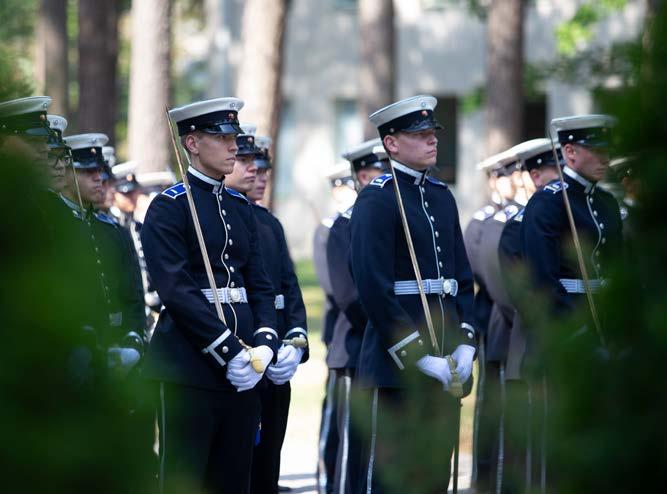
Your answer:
[464,116,631,494]
[0,95,308,493]
[314,96,630,493]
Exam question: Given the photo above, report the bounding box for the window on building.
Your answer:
[431,95,458,184]
[522,96,548,141]
[333,99,363,161]
[274,100,296,200]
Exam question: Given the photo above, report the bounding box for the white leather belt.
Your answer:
[559,278,605,294]
[394,278,459,297]
[201,287,248,304]
[275,294,285,310]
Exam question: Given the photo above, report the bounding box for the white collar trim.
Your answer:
[563,166,595,193]
[188,166,222,186]
[391,159,426,185]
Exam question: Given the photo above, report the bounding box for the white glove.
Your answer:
[451,344,475,384]
[107,347,141,378]
[416,355,452,390]
[226,349,261,392]
[251,345,274,372]
[266,345,304,385]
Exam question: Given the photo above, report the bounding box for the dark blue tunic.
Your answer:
[141,169,279,390]
[350,162,476,388]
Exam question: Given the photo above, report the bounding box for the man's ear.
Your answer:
[383,134,398,155]
[184,133,199,155]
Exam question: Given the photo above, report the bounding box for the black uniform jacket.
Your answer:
[350,161,476,388]
[141,169,279,390]
[520,166,623,320]
[252,202,309,360]
[326,206,367,370]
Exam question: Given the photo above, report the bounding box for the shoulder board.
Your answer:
[161,182,186,199]
[94,211,118,226]
[369,174,393,188]
[342,206,354,219]
[426,176,448,188]
[322,216,335,229]
[472,204,496,221]
[225,187,249,202]
[503,204,520,221]
[493,210,508,223]
[543,181,569,194]
[513,208,525,223]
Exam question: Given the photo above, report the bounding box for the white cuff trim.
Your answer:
[254,327,278,338]
[387,331,421,370]
[285,327,307,339]
[201,329,231,367]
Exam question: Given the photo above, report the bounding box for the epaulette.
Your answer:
[426,176,448,188]
[503,204,520,221]
[472,205,496,221]
[543,181,569,194]
[342,206,354,219]
[513,208,525,223]
[225,186,249,202]
[369,174,393,188]
[162,182,186,199]
[94,211,118,226]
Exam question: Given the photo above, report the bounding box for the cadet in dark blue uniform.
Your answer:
[225,128,309,494]
[494,139,562,494]
[351,95,477,492]
[315,164,357,494]
[141,98,280,494]
[519,115,622,491]
[465,148,520,493]
[327,139,388,494]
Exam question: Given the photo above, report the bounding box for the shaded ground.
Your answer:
[279,261,476,493]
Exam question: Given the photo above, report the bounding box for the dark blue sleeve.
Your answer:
[450,193,477,345]
[243,205,280,354]
[273,215,309,361]
[141,195,244,363]
[326,217,368,335]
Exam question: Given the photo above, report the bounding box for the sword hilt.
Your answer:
[446,355,464,398]
[283,336,308,348]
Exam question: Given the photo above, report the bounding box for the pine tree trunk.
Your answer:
[127,0,172,174]
[485,0,525,155]
[359,0,395,140]
[236,0,287,208]
[35,0,68,117]
[78,0,119,141]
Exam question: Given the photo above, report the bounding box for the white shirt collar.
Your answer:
[188,166,223,193]
[391,159,427,185]
[563,165,595,194]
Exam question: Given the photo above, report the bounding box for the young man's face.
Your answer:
[247,168,269,203]
[383,129,438,170]
[186,132,238,178]
[225,154,257,193]
[1,134,49,169]
[68,166,104,205]
[564,143,610,182]
[47,148,70,192]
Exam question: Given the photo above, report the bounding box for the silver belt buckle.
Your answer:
[230,288,241,303]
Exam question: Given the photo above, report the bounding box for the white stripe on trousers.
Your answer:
[366,388,379,494]
[159,382,166,494]
[338,375,352,494]
[495,364,506,494]
[318,372,338,494]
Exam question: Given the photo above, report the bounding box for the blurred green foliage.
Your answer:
[556,0,627,56]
